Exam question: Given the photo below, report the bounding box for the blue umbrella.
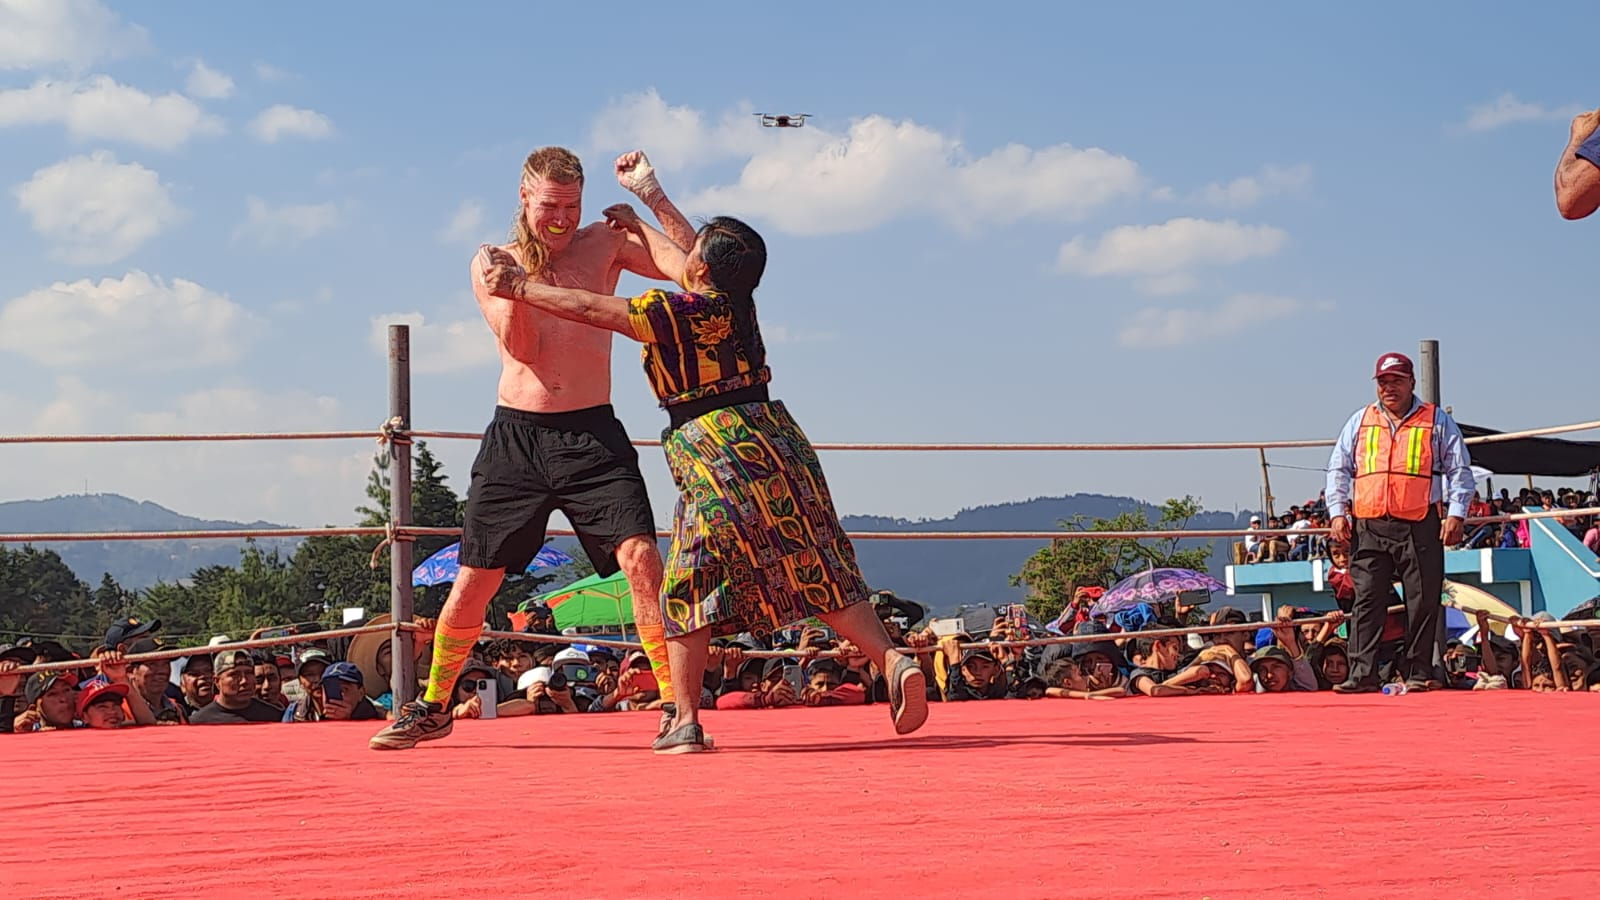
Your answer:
[1090,567,1226,616]
[412,541,576,587]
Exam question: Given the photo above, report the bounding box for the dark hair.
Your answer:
[696,216,767,369]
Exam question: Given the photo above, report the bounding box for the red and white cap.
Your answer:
[1372,352,1414,379]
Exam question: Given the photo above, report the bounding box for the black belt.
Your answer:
[666,385,771,431]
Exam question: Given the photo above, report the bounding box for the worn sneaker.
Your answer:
[656,702,714,750]
[369,699,452,750]
[652,721,713,755]
[886,653,929,736]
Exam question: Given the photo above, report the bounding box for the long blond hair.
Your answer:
[510,147,583,279]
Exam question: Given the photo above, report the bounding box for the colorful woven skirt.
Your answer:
[659,400,870,638]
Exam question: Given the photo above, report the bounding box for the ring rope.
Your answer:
[2,622,398,677]
[9,602,1591,681]
[2,416,1596,449]
[0,506,1595,547]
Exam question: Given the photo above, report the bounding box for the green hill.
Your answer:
[0,494,301,588]
[2,492,1253,613]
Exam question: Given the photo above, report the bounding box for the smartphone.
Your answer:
[474,676,498,719]
[626,668,659,694]
[782,663,806,695]
[323,677,343,702]
[560,664,594,685]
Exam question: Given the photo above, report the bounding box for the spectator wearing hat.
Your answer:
[75,676,132,729]
[173,653,217,717]
[320,663,384,721]
[103,617,159,653]
[189,650,285,724]
[1326,352,1474,694]
[18,670,80,731]
[935,634,1008,701]
[120,638,186,724]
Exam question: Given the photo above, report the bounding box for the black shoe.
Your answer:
[652,721,713,755]
[887,653,929,735]
[1404,679,1432,693]
[1332,679,1381,695]
[369,699,452,750]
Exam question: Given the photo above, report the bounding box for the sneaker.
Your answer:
[652,721,713,755]
[369,699,453,750]
[656,702,714,749]
[886,653,929,735]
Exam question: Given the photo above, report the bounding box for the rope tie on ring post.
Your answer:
[368,520,415,570]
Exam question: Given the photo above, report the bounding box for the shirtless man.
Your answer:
[371,147,698,750]
[1555,108,1600,220]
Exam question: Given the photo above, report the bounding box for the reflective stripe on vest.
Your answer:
[1352,401,1436,521]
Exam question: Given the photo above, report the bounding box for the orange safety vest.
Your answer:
[1352,402,1436,521]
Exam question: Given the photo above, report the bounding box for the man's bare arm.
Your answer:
[479,245,640,339]
[609,206,690,288]
[1555,109,1600,220]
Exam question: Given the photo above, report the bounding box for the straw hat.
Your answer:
[347,615,432,700]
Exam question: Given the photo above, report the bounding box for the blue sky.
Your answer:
[0,1,1594,530]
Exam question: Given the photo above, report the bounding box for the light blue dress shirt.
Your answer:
[1325,397,1474,520]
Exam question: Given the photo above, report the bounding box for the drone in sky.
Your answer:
[754,112,811,128]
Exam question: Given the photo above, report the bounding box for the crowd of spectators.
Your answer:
[4,582,1598,735]
[1243,485,1599,564]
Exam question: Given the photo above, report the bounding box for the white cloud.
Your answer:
[763,324,839,344]
[0,0,148,71]
[438,200,486,244]
[369,311,497,375]
[1056,218,1288,282]
[1118,293,1331,348]
[590,89,1142,235]
[0,379,373,527]
[14,150,183,264]
[1464,93,1585,132]
[253,61,292,82]
[0,76,225,150]
[0,270,258,368]
[185,60,234,99]
[1198,164,1312,208]
[247,104,333,142]
[233,196,340,247]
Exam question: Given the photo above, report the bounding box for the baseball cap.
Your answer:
[1250,515,1262,523]
[296,650,332,674]
[75,677,129,718]
[320,661,364,685]
[1249,645,1295,670]
[552,648,591,667]
[516,665,551,691]
[0,645,35,666]
[1372,352,1414,379]
[24,669,79,705]
[124,638,163,656]
[213,648,254,671]
[103,617,159,650]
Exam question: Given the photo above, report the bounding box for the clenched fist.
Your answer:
[614,150,664,206]
[477,245,527,301]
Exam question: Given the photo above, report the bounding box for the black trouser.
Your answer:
[1349,507,1443,684]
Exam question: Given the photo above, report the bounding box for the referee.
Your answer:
[1325,352,1475,693]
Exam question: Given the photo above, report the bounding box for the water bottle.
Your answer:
[1381,682,1408,696]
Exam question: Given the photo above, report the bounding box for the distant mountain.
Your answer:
[0,494,301,588]
[843,494,1253,616]
[3,492,1257,613]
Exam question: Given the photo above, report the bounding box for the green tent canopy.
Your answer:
[523,571,635,631]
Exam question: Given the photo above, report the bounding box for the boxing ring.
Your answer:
[4,326,1600,898]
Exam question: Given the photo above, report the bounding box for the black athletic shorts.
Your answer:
[460,405,655,577]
